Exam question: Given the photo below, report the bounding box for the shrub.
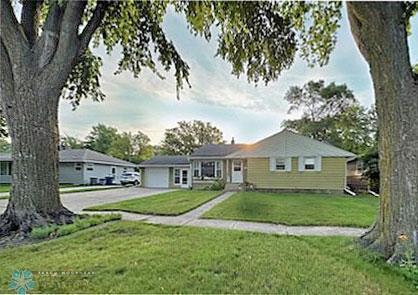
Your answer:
[204,179,226,191]
[31,214,121,240]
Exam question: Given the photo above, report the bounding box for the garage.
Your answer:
[143,167,169,188]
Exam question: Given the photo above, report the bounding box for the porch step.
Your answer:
[224,183,241,192]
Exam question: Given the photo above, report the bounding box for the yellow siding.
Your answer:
[247,157,346,191]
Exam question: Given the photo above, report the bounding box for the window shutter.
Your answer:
[285,157,292,172]
[315,156,322,171]
[298,156,304,171]
[269,157,276,171]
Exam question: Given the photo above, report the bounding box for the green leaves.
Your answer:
[99,0,190,98]
[61,0,343,104]
[280,1,342,67]
[62,49,104,109]
[282,80,376,155]
[160,120,224,155]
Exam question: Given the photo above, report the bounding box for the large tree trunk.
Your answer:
[347,2,418,262]
[0,76,73,237]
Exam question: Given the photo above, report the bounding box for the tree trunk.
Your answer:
[0,71,73,238]
[347,2,418,262]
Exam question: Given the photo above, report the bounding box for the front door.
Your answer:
[181,169,189,188]
[231,160,243,183]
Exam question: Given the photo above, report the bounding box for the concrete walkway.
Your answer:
[0,185,123,198]
[0,187,173,214]
[86,191,367,237]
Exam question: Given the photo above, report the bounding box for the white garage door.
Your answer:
[144,168,169,188]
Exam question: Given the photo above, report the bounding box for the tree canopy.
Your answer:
[160,120,224,155]
[282,80,377,155]
[53,0,344,107]
[108,131,153,164]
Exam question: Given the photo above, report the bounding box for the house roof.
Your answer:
[139,155,190,167]
[0,149,137,167]
[60,149,137,167]
[190,144,248,158]
[227,130,356,158]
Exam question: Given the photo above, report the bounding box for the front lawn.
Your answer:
[86,190,221,215]
[0,184,10,193]
[0,222,414,293]
[203,192,379,228]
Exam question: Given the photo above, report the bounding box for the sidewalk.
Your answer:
[85,191,367,237]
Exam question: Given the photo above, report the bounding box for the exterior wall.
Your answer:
[246,157,347,192]
[168,167,177,188]
[83,163,134,185]
[0,160,135,185]
[59,162,84,184]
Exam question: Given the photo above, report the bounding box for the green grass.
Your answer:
[0,222,415,294]
[203,192,379,228]
[86,190,221,215]
[0,184,10,193]
[30,214,121,239]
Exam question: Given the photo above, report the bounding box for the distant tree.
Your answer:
[0,139,11,153]
[152,145,165,156]
[84,124,119,154]
[160,120,224,155]
[283,81,376,155]
[285,80,356,121]
[60,135,84,150]
[108,131,153,164]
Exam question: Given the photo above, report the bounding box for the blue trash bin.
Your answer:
[105,176,114,185]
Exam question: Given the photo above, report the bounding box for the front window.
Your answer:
[174,168,180,185]
[193,161,200,177]
[304,157,315,170]
[216,161,222,178]
[0,162,11,175]
[201,161,215,178]
[275,159,286,171]
[193,160,222,179]
[86,163,94,171]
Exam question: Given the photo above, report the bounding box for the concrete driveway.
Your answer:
[0,187,173,214]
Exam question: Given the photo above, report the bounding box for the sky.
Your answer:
[58,6,418,146]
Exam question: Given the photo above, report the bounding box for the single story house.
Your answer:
[0,149,137,185]
[138,155,190,188]
[140,130,356,193]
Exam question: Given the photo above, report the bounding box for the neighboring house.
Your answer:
[0,149,137,185]
[140,130,356,193]
[138,156,190,188]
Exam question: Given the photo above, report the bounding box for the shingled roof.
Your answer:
[190,144,248,158]
[0,149,137,167]
[227,130,356,158]
[139,155,190,167]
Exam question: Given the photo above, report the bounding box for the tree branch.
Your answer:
[21,0,43,46]
[78,1,110,57]
[58,0,87,50]
[38,1,86,70]
[0,0,26,56]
